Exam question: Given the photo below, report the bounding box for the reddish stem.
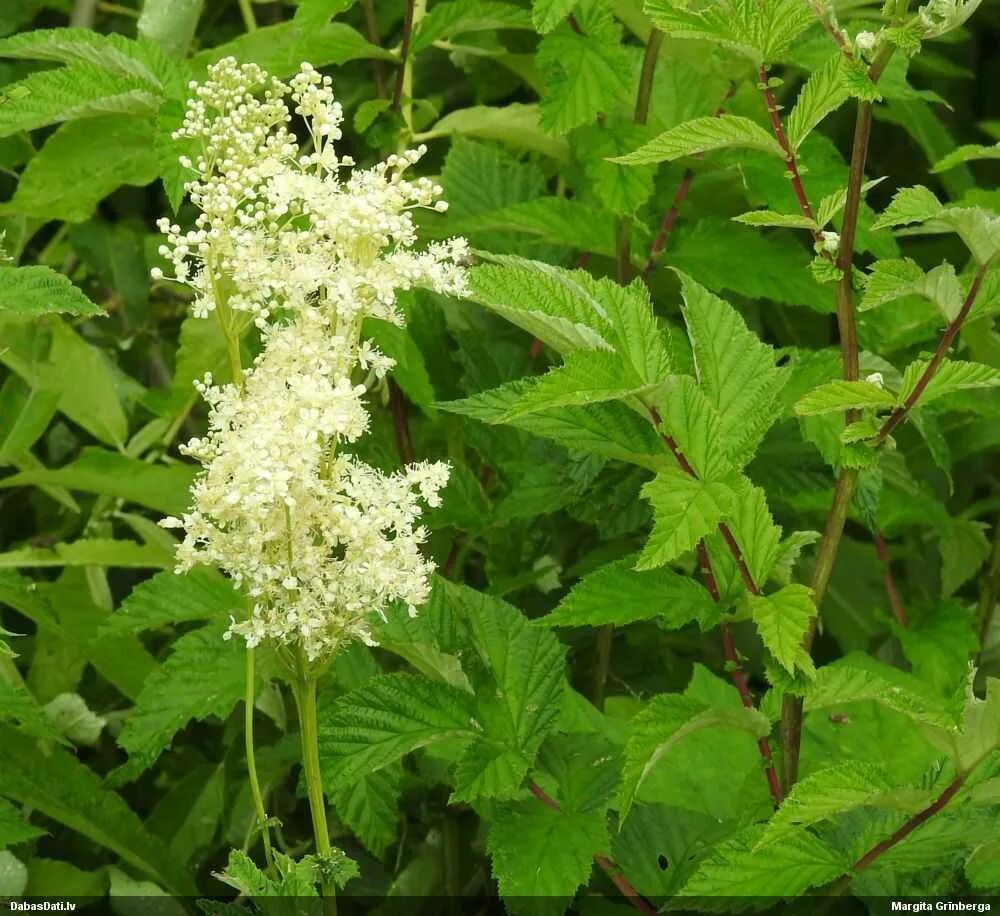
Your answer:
[877,262,990,443]
[528,782,657,914]
[389,379,414,465]
[391,0,416,112]
[851,772,967,872]
[873,530,908,628]
[757,67,819,237]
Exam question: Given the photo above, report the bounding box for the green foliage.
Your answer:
[1,0,999,909]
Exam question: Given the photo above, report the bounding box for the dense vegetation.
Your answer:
[1,0,1000,911]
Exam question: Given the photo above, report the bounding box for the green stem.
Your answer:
[237,0,257,32]
[976,517,1000,660]
[294,648,337,912]
[245,647,276,871]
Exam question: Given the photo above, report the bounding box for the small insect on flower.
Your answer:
[158,59,469,661]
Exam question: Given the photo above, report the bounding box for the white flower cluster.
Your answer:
[918,0,982,37]
[158,58,468,659]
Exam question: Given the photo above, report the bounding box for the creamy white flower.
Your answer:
[854,30,878,53]
[820,230,840,253]
[159,59,466,660]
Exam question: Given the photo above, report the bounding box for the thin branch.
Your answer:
[873,530,908,628]
[392,0,419,114]
[361,0,388,99]
[877,261,991,444]
[529,783,657,914]
[389,379,414,465]
[236,0,257,33]
[851,771,967,872]
[634,29,664,125]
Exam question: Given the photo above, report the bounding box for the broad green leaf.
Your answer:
[494,349,650,420]
[414,1,532,50]
[0,27,183,89]
[112,624,247,783]
[748,584,816,676]
[787,54,879,150]
[678,825,848,897]
[103,569,238,638]
[614,115,784,165]
[795,379,896,415]
[446,580,565,760]
[0,724,194,894]
[645,0,816,62]
[330,767,401,857]
[0,798,45,849]
[575,120,657,215]
[532,0,578,32]
[537,6,631,135]
[487,801,606,911]
[193,21,392,76]
[804,653,960,729]
[418,104,570,160]
[318,674,476,788]
[725,477,783,587]
[871,185,944,230]
[650,375,733,481]
[924,678,1000,773]
[898,359,1000,406]
[0,376,58,464]
[0,115,159,223]
[0,677,64,743]
[0,448,195,515]
[538,556,718,630]
[618,694,770,819]
[732,210,817,230]
[637,467,739,570]
[138,0,204,57]
[294,0,357,28]
[0,318,130,447]
[677,273,785,465]
[755,762,930,849]
[0,266,101,316]
[933,143,1000,173]
[966,839,1000,890]
[0,539,172,570]
[0,65,161,137]
[440,381,667,469]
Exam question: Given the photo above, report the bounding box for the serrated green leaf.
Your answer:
[748,583,816,676]
[329,766,401,858]
[637,467,739,570]
[924,678,1000,773]
[0,65,161,138]
[795,379,896,415]
[618,694,770,819]
[318,674,476,788]
[0,539,172,569]
[532,0,578,32]
[650,374,732,480]
[0,115,159,223]
[678,824,848,897]
[487,801,607,911]
[787,54,879,150]
[0,266,101,317]
[113,624,247,782]
[815,177,887,228]
[495,349,650,420]
[575,120,656,215]
[537,6,631,136]
[859,257,928,311]
[440,380,667,469]
[966,839,1000,890]
[871,184,944,230]
[732,209,818,230]
[933,143,1000,173]
[414,0,532,50]
[614,115,784,165]
[0,798,45,850]
[539,554,719,630]
[898,358,1000,406]
[677,273,785,466]
[804,653,960,728]
[0,677,64,743]
[418,104,569,160]
[725,477,783,587]
[755,762,932,850]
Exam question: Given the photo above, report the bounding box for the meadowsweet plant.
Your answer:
[2,0,1000,912]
